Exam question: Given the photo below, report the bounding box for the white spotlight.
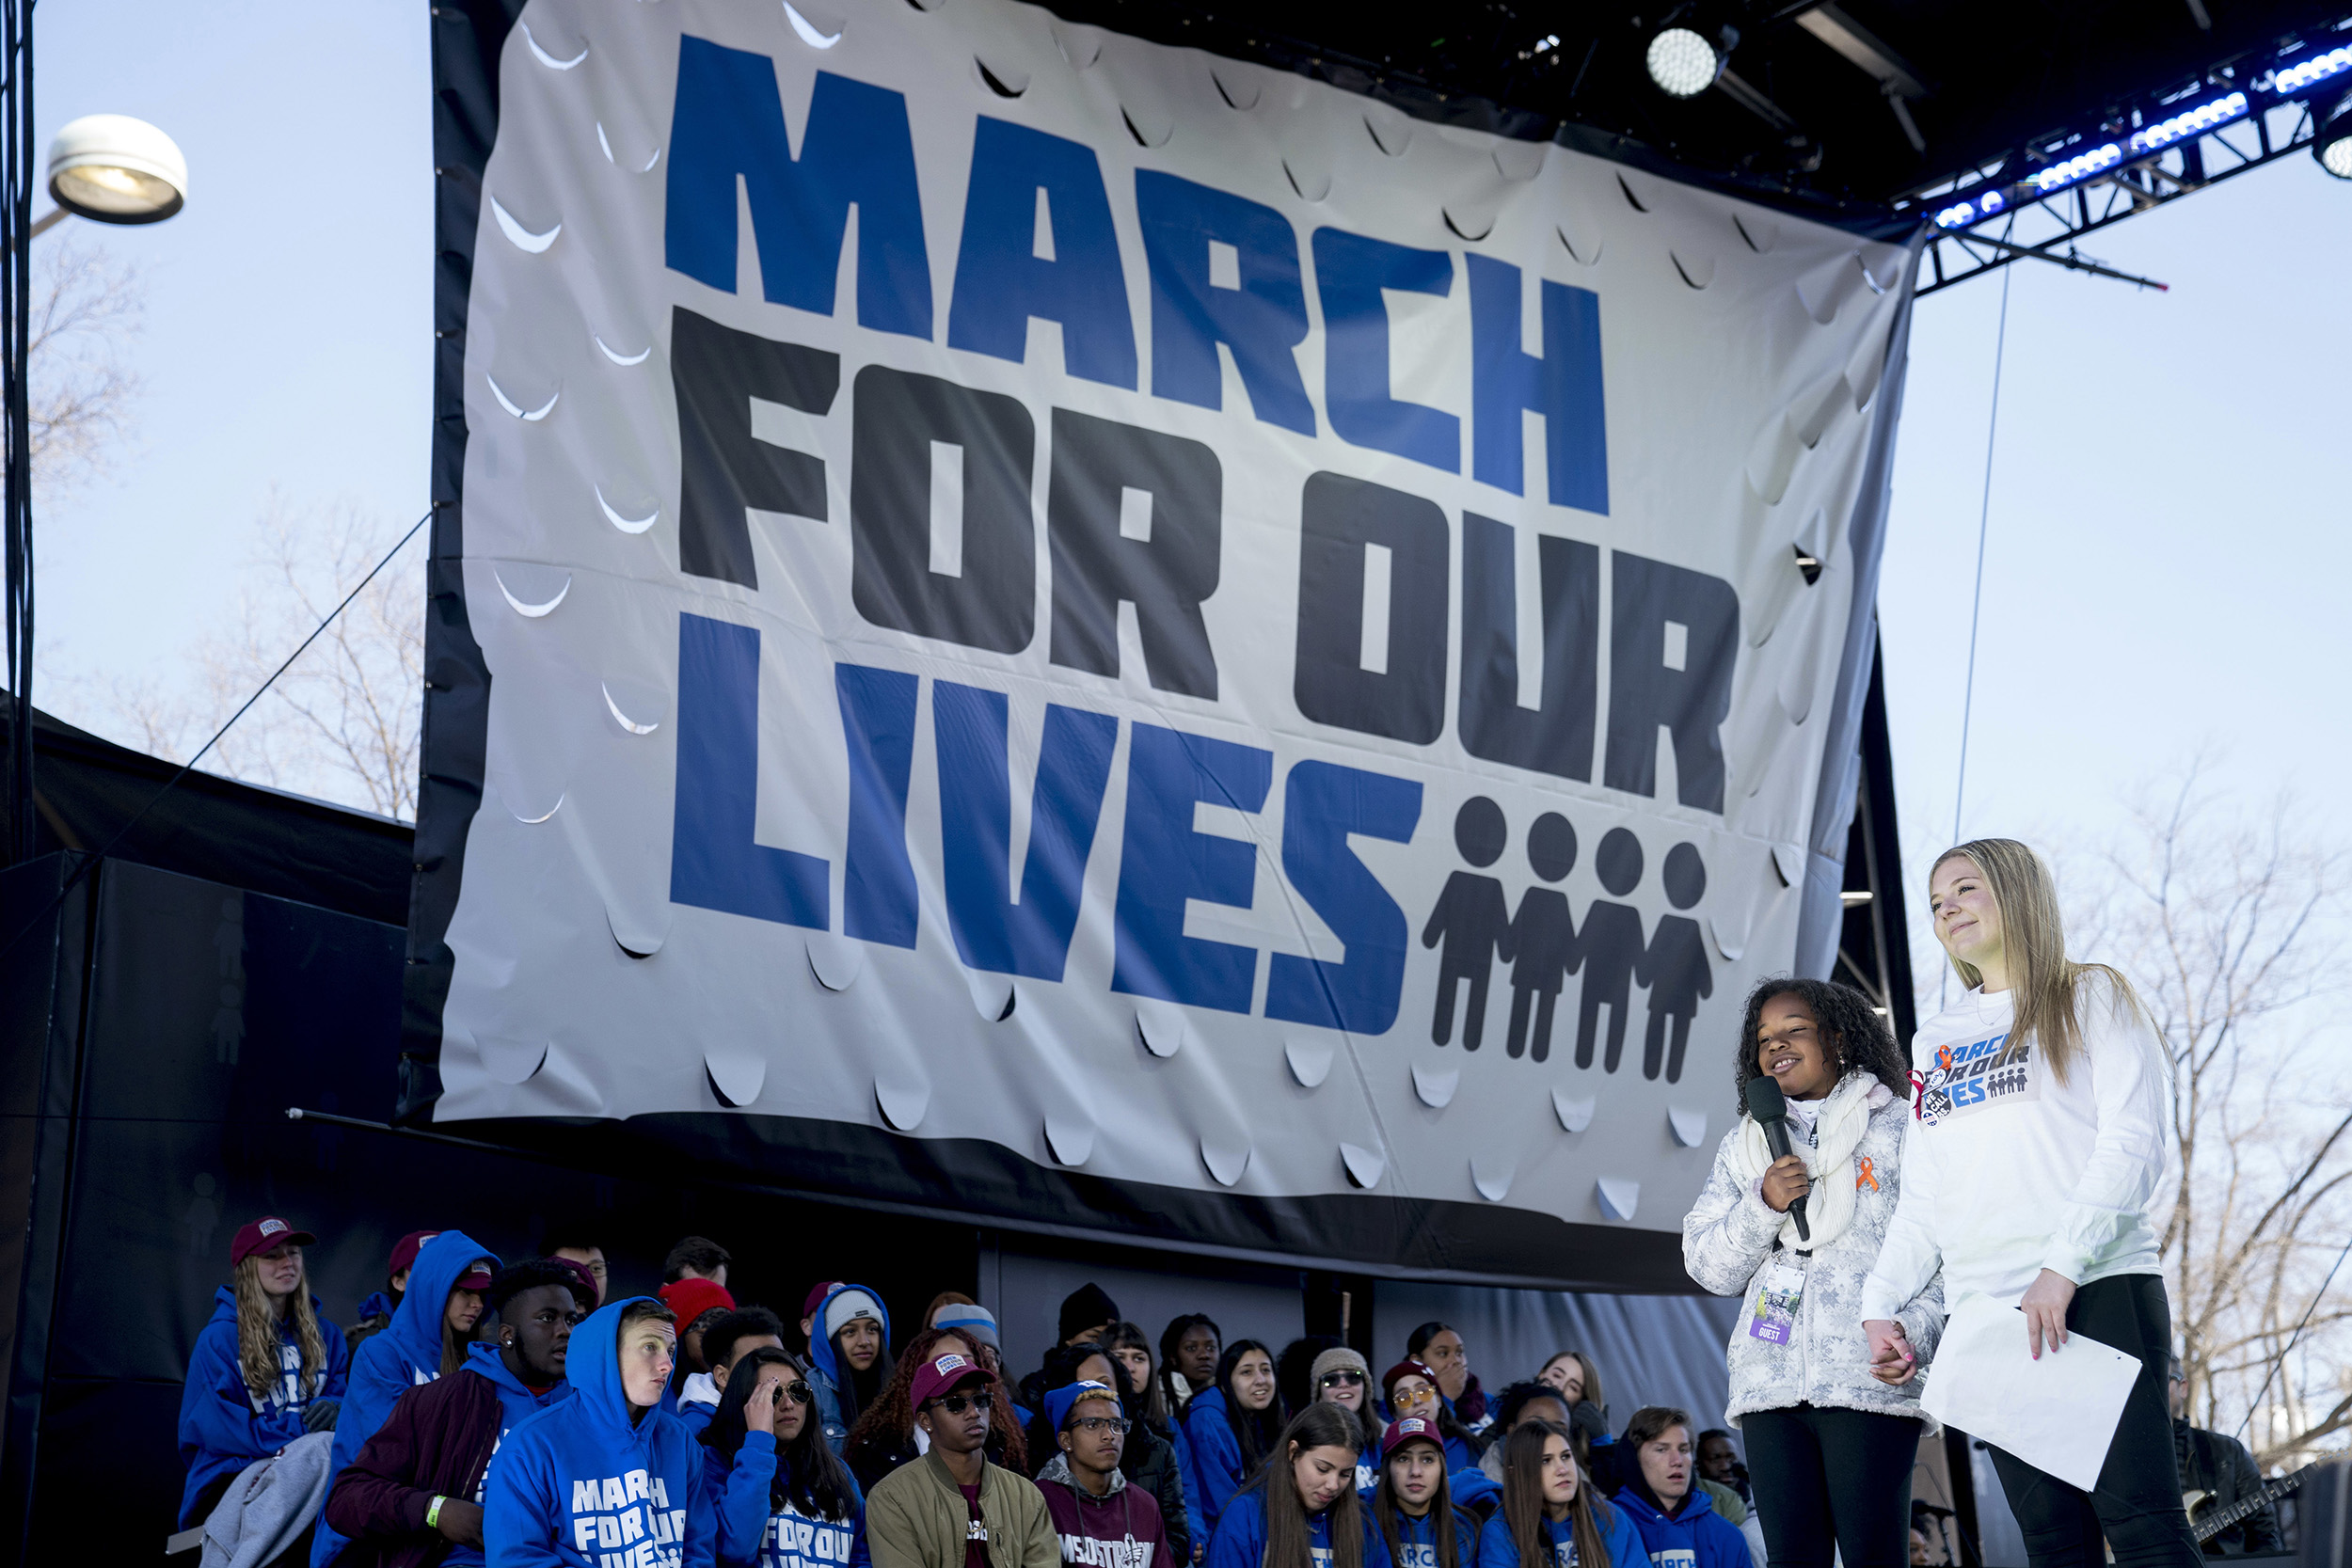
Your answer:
[2318,94,2352,180]
[1647,27,1724,97]
[47,114,188,224]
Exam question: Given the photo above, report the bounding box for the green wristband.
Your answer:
[427,1496,447,1529]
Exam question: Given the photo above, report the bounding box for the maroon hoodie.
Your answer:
[1037,1455,1168,1568]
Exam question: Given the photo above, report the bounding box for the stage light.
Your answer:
[46,115,187,224]
[2318,94,2352,178]
[1647,27,1724,98]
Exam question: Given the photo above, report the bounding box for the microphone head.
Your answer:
[1744,1074,1788,1121]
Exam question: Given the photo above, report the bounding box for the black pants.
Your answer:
[1743,1403,1920,1568]
[1985,1273,2201,1568]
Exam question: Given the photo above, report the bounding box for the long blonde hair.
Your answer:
[1931,838,2145,1086]
[233,1255,328,1407]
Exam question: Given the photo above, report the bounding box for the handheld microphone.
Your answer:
[1744,1075,1812,1243]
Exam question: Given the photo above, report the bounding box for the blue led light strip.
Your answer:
[1929,40,2352,231]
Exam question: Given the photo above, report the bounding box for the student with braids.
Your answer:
[1863,841,2199,1568]
[1477,1420,1643,1568]
[177,1215,350,1529]
[1201,1405,1375,1568]
[1365,1418,1476,1568]
[1682,976,1942,1568]
[700,1346,869,1568]
[1181,1340,1282,1540]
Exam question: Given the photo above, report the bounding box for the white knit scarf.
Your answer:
[1729,1070,1890,1251]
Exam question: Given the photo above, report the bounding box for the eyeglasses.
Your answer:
[1069,1416,1131,1435]
[929,1392,992,1417]
[780,1382,813,1406]
[1319,1371,1365,1388]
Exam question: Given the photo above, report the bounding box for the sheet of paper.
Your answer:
[1921,1294,2141,1492]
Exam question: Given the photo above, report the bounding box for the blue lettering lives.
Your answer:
[671,614,829,929]
[1110,724,1272,1014]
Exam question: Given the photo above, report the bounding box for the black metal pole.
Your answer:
[1,0,30,865]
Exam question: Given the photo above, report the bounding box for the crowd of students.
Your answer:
[178,1229,1764,1568]
[174,836,2252,1568]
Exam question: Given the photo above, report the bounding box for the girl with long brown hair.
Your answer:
[174,1216,349,1528]
[1475,1419,1643,1568]
[1861,838,2197,1568]
[1201,1403,1370,1568]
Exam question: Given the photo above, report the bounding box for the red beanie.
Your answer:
[659,1277,735,1328]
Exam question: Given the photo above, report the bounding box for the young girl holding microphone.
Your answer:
[1861,840,2199,1568]
[1682,977,1941,1567]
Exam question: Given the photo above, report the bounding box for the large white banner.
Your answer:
[429,0,1913,1267]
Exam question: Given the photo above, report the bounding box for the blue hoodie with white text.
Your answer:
[1473,1499,1648,1568]
[1203,1483,1378,1568]
[314,1229,498,1568]
[700,1433,869,1568]
[1611,1484,1745,1568]
[485,1295,716,1568]
[177,1288,350,1527]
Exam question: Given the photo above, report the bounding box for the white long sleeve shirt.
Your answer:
[1859,975,2171,1322]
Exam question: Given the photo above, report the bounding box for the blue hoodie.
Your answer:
[1473,1499,1647,1568]
[1203,1483,1378,1568]
[439,1340,577,1567]
[1179,1386,1252,1539]
[1365,1493,1482,1568]
[802,1284,890,1455]
[176,1288,351,1528]
[485,1295,717,1567]
[313,1229,499,1568]
[700,1433,869,1568]
[1610,1485,1745,1568]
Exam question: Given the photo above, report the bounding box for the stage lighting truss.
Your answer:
[1905,29,2352,294]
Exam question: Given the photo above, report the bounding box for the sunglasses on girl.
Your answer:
[1318,1370,1365,1388]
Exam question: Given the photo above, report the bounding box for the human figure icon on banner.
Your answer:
[1503,813,1580,1062]
[1575,829,1648,1073]
[1636,842,1712,1083]
[1421,797,1515,1050]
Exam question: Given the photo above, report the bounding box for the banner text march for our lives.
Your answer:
[659,35,1736,1045]
[429,0,1912,1239]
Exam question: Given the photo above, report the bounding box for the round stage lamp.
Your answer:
[1646,27,1724,97]
[47,114,187,224]
[2317,94,2352,180]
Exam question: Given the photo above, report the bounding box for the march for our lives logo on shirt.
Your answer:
[568,1468,689,1568]
[1651,1550,1695,1568]
[1916,1032,2037,1127]
[767,1504,859,1568]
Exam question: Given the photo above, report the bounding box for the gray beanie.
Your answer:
[1310,1346,1371,1389]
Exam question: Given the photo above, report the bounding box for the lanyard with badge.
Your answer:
[1749,1111,1812,1344]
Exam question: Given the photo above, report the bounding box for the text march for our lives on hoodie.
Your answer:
[700,1430,870,1568]
[313,1229,499,1568]
[1375,1497,1484,1568]
[485,1295,718,1568]
[1472,1500,1650,1568]
[176,1288,351,1527]
[1201,1484,1378,1568]
[1613,1483,1748,1568]
[1858,976,2171,1323]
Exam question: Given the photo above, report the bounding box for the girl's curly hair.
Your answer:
[843,1323,1026,1475]
[1731,975,1910,1117]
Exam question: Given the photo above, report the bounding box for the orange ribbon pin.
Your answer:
[1856,1156,1880,1193]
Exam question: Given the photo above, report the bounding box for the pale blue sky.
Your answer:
[30,2,2351,928]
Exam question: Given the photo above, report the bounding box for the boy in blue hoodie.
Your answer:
[486,1294,717,1567]
[325,1259,592,1567]
[314,1229,501,1568]
[177,1215,351,1528]
[1610,1411,1745,1568]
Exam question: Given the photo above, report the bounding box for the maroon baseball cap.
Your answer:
[454,1258,497,1292]
[1382,1416,1444,1460]
[388,1229,440,1277]
[910,1351,994,1408]
[803,1281,844,1318]
[230,1216,316,1267]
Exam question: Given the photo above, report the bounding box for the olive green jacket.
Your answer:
[867,1448,1058,1568]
